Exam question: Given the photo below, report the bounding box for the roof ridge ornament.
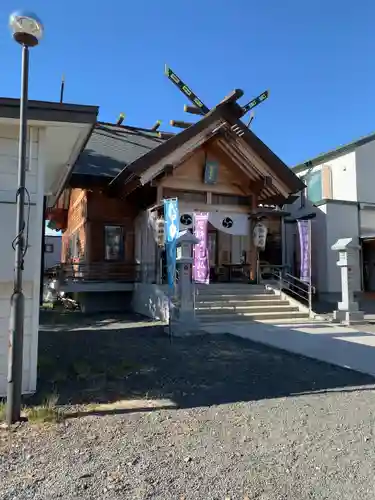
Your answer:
[164,64,268,129]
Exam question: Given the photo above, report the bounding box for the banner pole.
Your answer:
[168,287,172,343]
[308,219,312,315]
[163,198,179,342]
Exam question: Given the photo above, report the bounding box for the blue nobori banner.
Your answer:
[163,198,179,289]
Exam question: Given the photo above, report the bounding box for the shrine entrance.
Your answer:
[205,222,250,283]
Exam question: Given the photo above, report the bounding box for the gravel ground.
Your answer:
[2,312,375,499]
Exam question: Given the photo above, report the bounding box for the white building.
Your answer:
[285,131,375,302]
[44,232,62,271]
[0,98,98,396]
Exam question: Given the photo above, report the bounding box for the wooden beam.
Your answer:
[119,176,141,197]
[184,104,204,116]
[250,176,273,197]
[151,120,162,131]
[158,131,175,140]
[157,185,163,204]
[150,164,174,186]
[117,113,125,125]
[170,120,193,129]
[250,193,258,281]
[212,139,283,202]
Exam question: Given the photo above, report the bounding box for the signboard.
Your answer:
[163,198,179,290]
[156,218,165,247]
[253,222,268,250]
[193,212,209,284]
[242,90,269,114]
[297,219,311,283]
[164,65,210,115]
[204,160,219,185]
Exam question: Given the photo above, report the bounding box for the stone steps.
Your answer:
[196,304,298,314]
[194,284,310,324]
[198,310,310,323]
[196,298,289,307]
[196,286,269,296]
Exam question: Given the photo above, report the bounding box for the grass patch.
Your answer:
[26,393,63,424]
[41,302,54,309]
[0,400,6,422]
[105,360,137,380]
[38,355,57,372]
[73,360,93,381]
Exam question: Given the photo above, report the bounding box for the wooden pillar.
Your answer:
[249,194,258,281]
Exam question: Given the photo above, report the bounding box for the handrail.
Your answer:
[285,272,314,289]
[58,261,157,284]
[259,265,315,315]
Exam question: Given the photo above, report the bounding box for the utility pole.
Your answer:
[7,11,44,425]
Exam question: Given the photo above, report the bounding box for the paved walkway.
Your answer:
[203,319,375,378]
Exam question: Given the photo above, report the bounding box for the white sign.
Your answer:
[253,222,268,250]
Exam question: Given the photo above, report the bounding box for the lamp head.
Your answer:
[9,11,43,47]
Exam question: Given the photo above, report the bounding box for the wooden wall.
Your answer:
[158,145,252,197]
[61,188,87,263]
[86,189,136,263]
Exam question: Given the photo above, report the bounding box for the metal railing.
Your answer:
[58,262,157,284]
[161,264,251,284]
[259,265,315,314]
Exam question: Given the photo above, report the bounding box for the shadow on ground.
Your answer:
[31,311,375,412]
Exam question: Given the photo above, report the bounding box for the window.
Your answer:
[302,170,322,204]
[45,243,54,253]
[104,226,124,261]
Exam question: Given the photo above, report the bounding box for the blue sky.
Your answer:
[45,223,60,236]
[1,1,374,166]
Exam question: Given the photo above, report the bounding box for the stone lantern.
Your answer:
[170,230,200,336]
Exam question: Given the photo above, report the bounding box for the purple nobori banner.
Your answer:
[297,219,311,283]
[193,212,209,284]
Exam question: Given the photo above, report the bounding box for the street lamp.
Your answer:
[7,11,44,425]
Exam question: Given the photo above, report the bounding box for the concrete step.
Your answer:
[196,304,299,314]
[196,298,288,307]
[258,318,323,325]
[197,289,274,297]
[196,285,267,293]
[198,310,310,322]
[196,294,276,303]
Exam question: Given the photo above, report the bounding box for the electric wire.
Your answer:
[11,186,31,272]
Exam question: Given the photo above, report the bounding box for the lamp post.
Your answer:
[7,11,44,425]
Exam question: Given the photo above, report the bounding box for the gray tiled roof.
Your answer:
[73,122,167,178]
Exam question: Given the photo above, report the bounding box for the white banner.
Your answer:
[179,212,194,229]
[208,212,249,235]
[253,222,268,250]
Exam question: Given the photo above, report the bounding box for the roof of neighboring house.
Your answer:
[0,97,98,123]
[72,123,169,178]
[293,130,375,173]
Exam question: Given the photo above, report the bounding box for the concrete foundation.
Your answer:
[74,291,133,313]
[333,309,365,325]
